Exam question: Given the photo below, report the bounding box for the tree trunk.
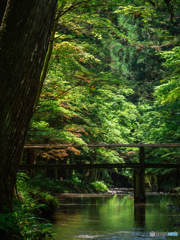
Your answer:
[0,0,57,224]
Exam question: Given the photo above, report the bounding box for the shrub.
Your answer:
[90,181,109,192]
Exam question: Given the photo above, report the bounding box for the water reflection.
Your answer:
[134,203,146,228]
[54,193,180,239]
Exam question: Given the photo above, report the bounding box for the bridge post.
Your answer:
[54,159,59,180]
[69,153,74,179]
[134,147,146,202]
[44,158,48,178]
[26,149,35,179]
[89,151,96,182]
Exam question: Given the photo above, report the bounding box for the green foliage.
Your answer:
[155,46,180,105]
[15,204,54,240]
[134,44,180,176]
[16,172,58,210]
[26,0,180,184]
[90,181,109,192]
[0,204,55,240]
[29,174,109,194]
[9,172,58,239]
[27,0,139,175]
[0,208,22,239]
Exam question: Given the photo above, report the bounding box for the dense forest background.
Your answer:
[25,0,180,187]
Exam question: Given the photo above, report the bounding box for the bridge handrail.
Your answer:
[24,143,180,148]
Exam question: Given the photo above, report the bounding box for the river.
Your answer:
[53,191,180,239]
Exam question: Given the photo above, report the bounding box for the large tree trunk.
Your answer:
[0,0,57,219]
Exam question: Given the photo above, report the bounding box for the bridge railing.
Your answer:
[20,143,180,202]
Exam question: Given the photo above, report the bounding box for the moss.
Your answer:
[90,181,109,192]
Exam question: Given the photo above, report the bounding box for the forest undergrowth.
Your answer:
[0,171,110,240]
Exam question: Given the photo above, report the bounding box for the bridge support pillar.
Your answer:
[69,154,74,179]
[134,147,146,202]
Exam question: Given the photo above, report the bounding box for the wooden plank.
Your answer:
[24,143,180,148]
[19,163,141,170]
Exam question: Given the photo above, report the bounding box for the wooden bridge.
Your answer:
[20,143,180,202]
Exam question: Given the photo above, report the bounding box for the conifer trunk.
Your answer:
[0,0,57,229]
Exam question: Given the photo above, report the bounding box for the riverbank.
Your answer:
[29,174,109,194]
[107,187,180,195]
[8,173,111,239]
[7,172,59,239]
[28,174,180,196]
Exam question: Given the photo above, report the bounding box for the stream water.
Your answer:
[53,191,180,239]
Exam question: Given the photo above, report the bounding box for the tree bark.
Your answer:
[0,0,57,220]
